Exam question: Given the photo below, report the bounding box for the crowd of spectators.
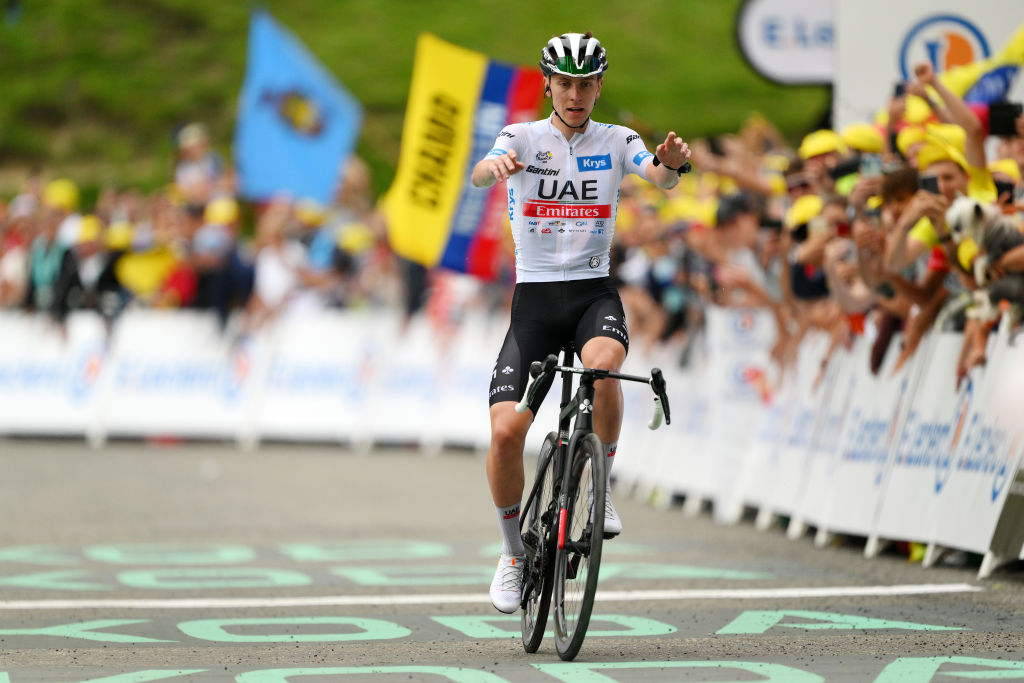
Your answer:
[2,62,1023,388]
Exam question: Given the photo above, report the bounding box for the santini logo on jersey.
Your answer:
[525,164,559,176]
[577,154,611,172]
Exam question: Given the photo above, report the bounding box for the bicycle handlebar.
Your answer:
[514,354,671,430]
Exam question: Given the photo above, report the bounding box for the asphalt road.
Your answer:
[0,440,1022,682]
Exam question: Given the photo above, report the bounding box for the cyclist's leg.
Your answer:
[486,401,532,509]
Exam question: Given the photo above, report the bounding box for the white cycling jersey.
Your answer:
[486,114,655,282]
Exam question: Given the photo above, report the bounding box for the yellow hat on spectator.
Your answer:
[785,194,824,228]
[896,126,927,156]
[903,95,934,124]
[917,139,968,173]
[841,122,884,154]
[925,123,967,153]
[336,221,375,254]
[762,153,790,173]
[43,178,80,212]
[295,198,328,226]
[106,220,135,251]
[204,197,239,225]
[798,130,848,160]
[988,158,1021,183]
[78,214,103,244]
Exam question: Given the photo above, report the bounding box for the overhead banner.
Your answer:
[834,2,1024,128]
[384,33,544,280]
[736,0,834,85]
[234,10,363,205]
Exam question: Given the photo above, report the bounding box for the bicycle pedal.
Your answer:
[566,553,581,580]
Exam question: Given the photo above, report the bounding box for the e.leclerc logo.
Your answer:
[899,14,989,81]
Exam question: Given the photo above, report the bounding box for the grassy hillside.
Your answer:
[0,0,830,200]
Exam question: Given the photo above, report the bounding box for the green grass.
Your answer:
[0,0,829,201]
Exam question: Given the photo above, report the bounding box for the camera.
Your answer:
[989,101,1022,137]
[919,175,940,195]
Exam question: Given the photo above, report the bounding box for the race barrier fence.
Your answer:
[1,307,1022,578]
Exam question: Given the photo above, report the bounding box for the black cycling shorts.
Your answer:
[488,277,629,406]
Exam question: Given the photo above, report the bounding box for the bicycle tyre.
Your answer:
[521,432,558,653]
[552,432,606,660]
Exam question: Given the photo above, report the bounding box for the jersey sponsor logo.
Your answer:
[525,164,559,176]
[528,227,536,233]
[487,148,507,157]
[633,150,654,165]
[577,154,612,172]
[498,130,515,138]
[489,384,516,398]
[575,221,587,226]
[524,201,612,219]
[541,227,552,234]
[604,315,617,321]
[536,151,553,162]
[602,324,627,340]
[527,220,540,226]
[626,134,640,144]
[595,220,605,227]
[589,228,605,234]
[546,220,565,227]
[502,366,514,374]
[537,179,598,201]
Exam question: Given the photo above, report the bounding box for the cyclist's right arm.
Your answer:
[472,127,526,188]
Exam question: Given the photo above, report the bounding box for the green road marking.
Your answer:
[717,611,968,635]
[117,568,311,590]
[332,566,491,586]
[235,667,506,682]
[532,661,825,682]
[431,614,676,638]
[874,656,1024,681]
[177,617,410,643]
[0,619,173,643]
[0,546,80,565]
[280,541,451,562]
[599,563,770,580]
[0,570,109,591]
[85,544,255,565]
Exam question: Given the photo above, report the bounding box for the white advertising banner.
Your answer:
[835,0,1024,129]
[100,310,256,440]
[704,306,777,523]
[930,331,1024,554]
[0,312,107,435]
[815,336,911,538]
[873,333,963,544]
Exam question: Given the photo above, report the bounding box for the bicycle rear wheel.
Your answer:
[552,432,606,660]
[521,432,558,653]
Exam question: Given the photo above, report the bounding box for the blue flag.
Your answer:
[234,10,362,204]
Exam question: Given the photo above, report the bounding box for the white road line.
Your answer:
[0,583,981,610]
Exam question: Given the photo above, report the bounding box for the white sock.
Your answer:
[603,441,617,490]
[497,503,525,556]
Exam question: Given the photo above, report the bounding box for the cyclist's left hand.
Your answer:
[655,131,691,169]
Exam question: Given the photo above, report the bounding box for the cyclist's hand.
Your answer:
[655,131,691,169]
[487,149,525,183]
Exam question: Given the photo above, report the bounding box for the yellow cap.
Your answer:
[295,198,328,226]
[989,158,1021,183]
[925,123,967,153]
[798,130,848,160]
[785,194,824,229]
[78,215,103,244]
[917,139,968,173]
[840,122,884,154]
[203,197,240,225]
[43,178,80,212]
[896,126,927,156]
[106,220,134,250]
[762,153,791,173]
[336,221,375,254]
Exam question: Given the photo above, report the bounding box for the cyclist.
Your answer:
[471,32,691,613]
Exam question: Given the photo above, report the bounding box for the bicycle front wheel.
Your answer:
[521,431,557,653]
[552,432,606,660]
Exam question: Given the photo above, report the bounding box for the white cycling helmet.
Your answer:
[540,33,608,78]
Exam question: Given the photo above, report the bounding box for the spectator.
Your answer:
[0,194,35,308]
[174,123,226,210]
[51,215,125,327]
[190,196,253,327]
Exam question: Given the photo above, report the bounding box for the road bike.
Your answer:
[514,344,671,660]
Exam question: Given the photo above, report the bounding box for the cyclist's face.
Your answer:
[548,75,602,124]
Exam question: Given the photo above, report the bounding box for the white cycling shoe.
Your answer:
[603,492,622,537]
[489,553,525,613]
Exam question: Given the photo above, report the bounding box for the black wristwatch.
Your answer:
[653,156,692,174]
